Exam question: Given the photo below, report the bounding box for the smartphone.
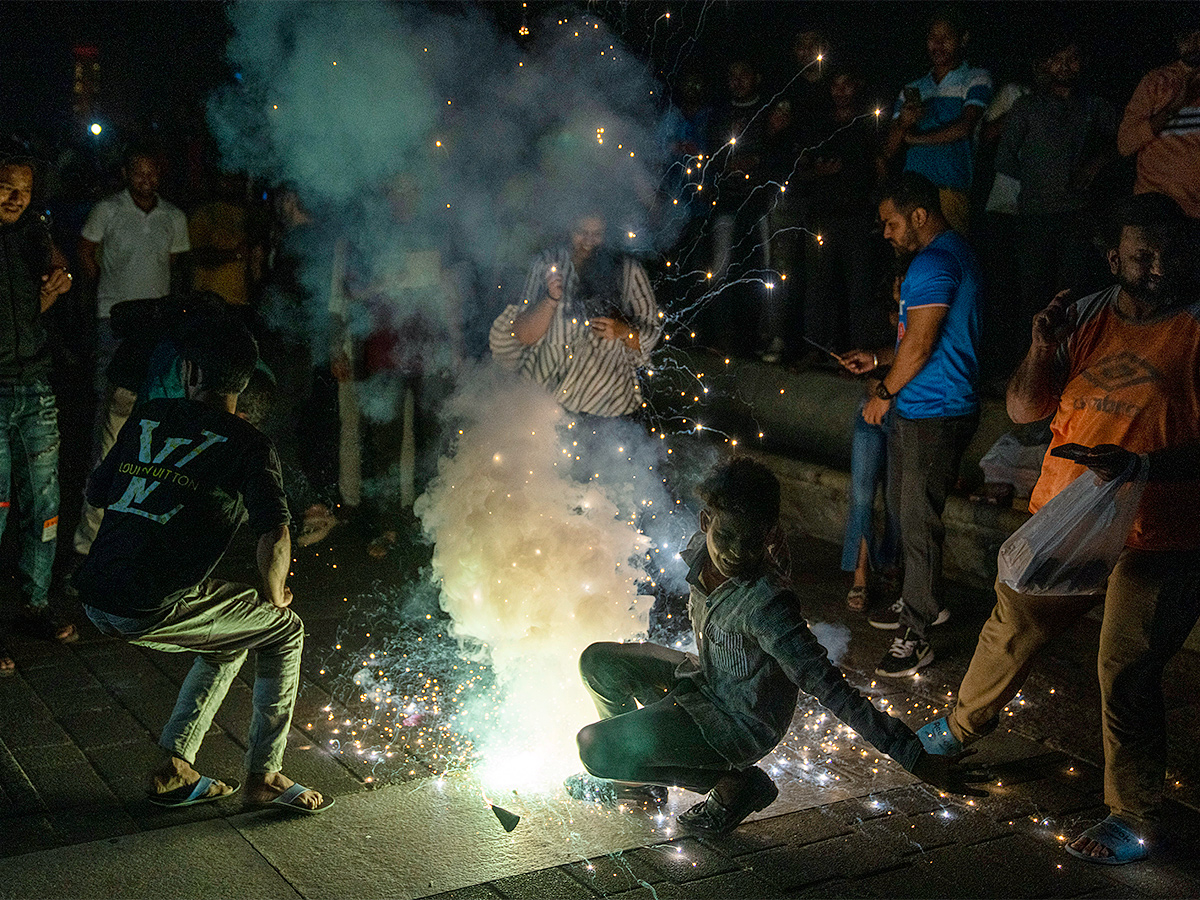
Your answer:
[1049,443,1090,462]
[903,86,921,104]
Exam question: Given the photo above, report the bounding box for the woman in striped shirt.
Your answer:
[489,215,662,417]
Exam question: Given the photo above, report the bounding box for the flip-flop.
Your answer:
[253,782,336,815]
[1065,815,1150,865]
[148,775,240,808]
[846,585,868,611]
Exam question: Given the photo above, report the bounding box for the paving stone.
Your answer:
[0,817,302,900]
[860,802,1006,855]
[565,855,665,896]
[621,838,738,885]
[779,877,866,898]
[666,867,783,898]
[423,886,507,900]
[491,864,599,899]
[724,805,853,855]
[0,735,42,817]
[56,700,149,750]
[0,813,57,859]
[11,744,120,814]
[741,829,910,892]
[46,804,141,845]
[976,776,1101,823]
[18,657,102,699]
[839,860,961,898]
[0,693,71,750]
[916,833,1112,898]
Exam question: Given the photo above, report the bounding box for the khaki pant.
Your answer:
[939,188,970,236]
[85,579,305,774]
[948,548,1200,828]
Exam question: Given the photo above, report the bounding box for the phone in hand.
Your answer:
[1049,443,1090,462]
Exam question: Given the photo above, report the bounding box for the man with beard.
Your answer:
[490,213,661,418]
[917,192,1200,865]
[1119,18,1200,217]
[839,172,982,677]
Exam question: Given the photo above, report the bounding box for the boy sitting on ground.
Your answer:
[567,457,980,832]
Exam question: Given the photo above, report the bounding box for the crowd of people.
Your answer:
[1,0,1198,863]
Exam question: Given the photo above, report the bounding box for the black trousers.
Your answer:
[576,641,732,793]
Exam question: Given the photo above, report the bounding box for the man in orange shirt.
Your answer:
[1118,20,1200,217]
[917,193,1200,865]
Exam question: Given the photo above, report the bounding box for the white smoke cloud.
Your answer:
[414,365,658,785]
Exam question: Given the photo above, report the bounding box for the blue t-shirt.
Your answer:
[894,63,992,191]
[895,230,981,419]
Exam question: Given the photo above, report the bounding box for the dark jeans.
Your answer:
[0,381,59,608]
[895,412,979,638]
[577,641,731,793]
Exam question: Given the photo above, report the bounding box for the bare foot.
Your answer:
[1068,834,1112,858]
[245,771,325,810]
[148,755,237,801]
[0,654,14,676]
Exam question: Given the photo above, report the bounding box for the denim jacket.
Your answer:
[674,533,923,771]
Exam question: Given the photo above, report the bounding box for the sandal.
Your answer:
[367,530,399,559]
[15,607,78,644]
[846,585,869,612]
[246,782,335,815]
[1065,815,1150,865]
[148,775,240,808]
[296,504,338,548]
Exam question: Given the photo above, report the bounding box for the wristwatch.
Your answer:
[874,380,895,401]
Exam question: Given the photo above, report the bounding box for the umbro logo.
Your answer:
[1080,351,1162,392]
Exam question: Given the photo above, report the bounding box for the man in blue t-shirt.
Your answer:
[881,7,992,234]
[840,172,981,677]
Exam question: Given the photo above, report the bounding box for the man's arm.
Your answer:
[39,242,73,313]
[78,238,100,281]
[1007,291,1074,423]
[1118,68,1200,156]
[904,104,985,147]
[862,303,948,425]
[257,525,292,608]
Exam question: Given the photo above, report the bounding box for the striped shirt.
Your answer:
[489,247,662,417]
[1119,60,1200,217]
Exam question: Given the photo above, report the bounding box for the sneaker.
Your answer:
[869,598,949,630]
[677,766,778,833]
[868,597,905,630]
[563,772,667,807]
[875,629,933,677]
[917,715,963,755]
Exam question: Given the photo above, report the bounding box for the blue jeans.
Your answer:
[0,381,60,609]
[841,403,899,574]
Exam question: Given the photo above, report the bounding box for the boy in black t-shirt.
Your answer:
[78,323,333,814]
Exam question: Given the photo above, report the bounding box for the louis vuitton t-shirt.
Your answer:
[1031,286,1200,550]
[77,398,289,615]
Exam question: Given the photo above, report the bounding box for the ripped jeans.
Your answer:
[0,380,60,609]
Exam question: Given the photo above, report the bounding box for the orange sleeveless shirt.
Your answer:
[1030,289,1200,551]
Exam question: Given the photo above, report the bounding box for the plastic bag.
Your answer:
[997,456,1146,595]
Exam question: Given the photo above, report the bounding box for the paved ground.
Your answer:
[1,373,1199,899]
[3,498,1200,898]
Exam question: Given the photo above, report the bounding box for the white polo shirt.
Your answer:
[82,189,191,317]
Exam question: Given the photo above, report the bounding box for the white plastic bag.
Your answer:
[997,457,1146,595]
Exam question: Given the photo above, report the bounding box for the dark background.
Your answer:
[2,1,1193,158]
